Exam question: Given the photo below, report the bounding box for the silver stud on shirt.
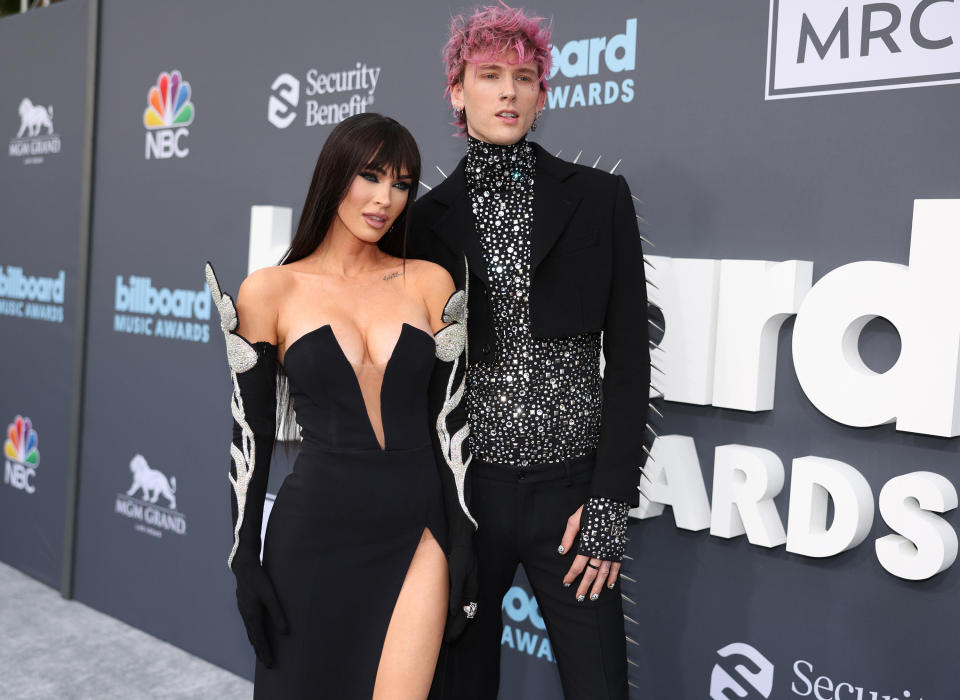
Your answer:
[464,136,601,465]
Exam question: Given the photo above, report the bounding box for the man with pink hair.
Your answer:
[408,5,649,698]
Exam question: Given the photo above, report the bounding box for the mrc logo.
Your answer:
[767,0,960,98]
[143,70,195,159]
[4,415,39,495]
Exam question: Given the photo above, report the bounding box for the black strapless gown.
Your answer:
[254,323,448,698]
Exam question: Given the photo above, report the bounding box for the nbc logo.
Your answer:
[143,70,195,160]
[4,415,39,494]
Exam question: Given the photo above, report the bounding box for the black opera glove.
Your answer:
[206,263,289,668]
[430,281,480,643]
[577,496,630,562]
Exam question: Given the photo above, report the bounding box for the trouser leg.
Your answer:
[429,472,520,700]
[520,467,629,700]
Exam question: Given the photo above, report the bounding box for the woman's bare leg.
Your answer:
[372,528,448,699]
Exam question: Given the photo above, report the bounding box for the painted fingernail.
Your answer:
[590,593,599,601]
[557,545,565,554]
[607,582,615,589]
[563,582,571,588]
[577,594,585,602]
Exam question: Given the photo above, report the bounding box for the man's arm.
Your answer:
[559,175,650,599]
[593,173,650,507]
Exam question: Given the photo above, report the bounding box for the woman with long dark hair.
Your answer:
[205,113,476,698]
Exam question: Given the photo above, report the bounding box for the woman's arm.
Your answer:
[206,263,288,668]
[417,259,479,642]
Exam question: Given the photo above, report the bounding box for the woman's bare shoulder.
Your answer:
[235,266,291,342]
[405,259,455,298]
[237,265,293,304]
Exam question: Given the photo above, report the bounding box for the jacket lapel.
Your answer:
[530,143,581,273]
[429,157,489,285]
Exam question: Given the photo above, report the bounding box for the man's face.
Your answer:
[451,52,546,145]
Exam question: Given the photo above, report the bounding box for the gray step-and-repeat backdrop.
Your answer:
[0,0,90,589]
[3,0,960,698]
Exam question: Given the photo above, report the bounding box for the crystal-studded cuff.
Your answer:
[578,497,630,561]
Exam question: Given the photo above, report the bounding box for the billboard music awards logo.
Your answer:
[114,454,187,537]
[767,0,960,98]
[4,415,39,495]
[500,585,555,663]
[545,18,637,111]
[113,274,211,343]
[0,265,66,323]
[710,641,923,699]
[268,61,381,129]
[143,70,195,159]
[8,97,61,165]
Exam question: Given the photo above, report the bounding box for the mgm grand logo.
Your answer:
[114,454,187,537]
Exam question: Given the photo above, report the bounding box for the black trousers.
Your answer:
[430,455,629,700]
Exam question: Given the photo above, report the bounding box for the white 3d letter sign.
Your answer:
[654,200,960,437]
[632,435,711,531]
[248,206,293,276]
[875,472,958,580]
[712,260,812,411]
[792,201,960,437]
[645,256,720,405]
[710,445,787,547]
[786,456,874,558]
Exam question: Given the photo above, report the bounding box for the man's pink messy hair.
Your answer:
[443,3,552,134]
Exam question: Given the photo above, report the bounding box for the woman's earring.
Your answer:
[530,110,542,132]
[453,105,465,120]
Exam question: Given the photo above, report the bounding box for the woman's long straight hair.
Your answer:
[281,112,421,264]
[275,113,421,442]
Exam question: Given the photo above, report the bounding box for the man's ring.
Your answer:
[586,562,600,570]
[463,602,478,619]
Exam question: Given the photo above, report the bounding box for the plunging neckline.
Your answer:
[284,322,434,451]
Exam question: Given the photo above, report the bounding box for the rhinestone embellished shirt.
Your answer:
[464,136,602,465]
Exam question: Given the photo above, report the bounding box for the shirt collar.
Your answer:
[465,135,535,191]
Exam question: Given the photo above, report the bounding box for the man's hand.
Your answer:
[558,505,621,601]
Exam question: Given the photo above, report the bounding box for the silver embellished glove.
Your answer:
[206,262,289,667]
[430,270,479,642]
[577,496,630,561]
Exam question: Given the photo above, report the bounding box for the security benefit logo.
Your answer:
[500,585,555,663]
[546,18,637,111]
[114,454,186,538]
[710,641,923,699]
[4,415,39,495]
[113,274,211,343]
[0,265,66,323]
[711,643,774,700]
[268,62,381,129]
[8,98,61,165]
[143,70,195,159]
[767,0,960,98]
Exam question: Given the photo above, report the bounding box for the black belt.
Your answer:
[472,451,595,484]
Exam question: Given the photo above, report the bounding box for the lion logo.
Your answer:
[17,98,54,138]
[126,454,177,510]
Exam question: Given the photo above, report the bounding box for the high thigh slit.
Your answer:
[255,323,448,699]
[372,526,447,699]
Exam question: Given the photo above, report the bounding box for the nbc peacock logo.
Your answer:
[4,415,39,494]
[143,69,195,160]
